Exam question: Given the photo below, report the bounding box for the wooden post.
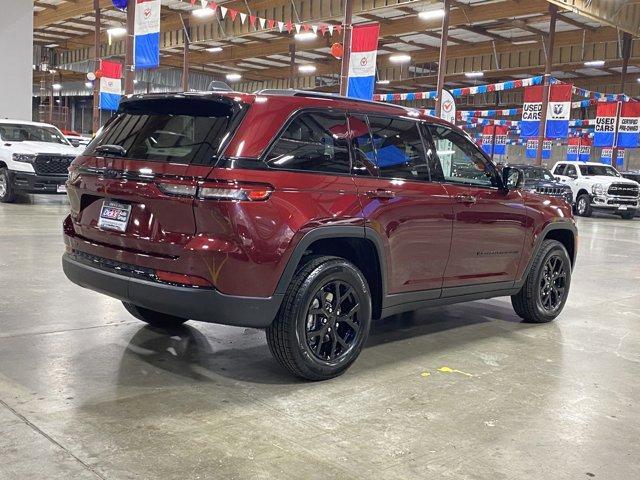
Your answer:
[435,0,451,118]
[339,0,354,96]
[613,33,632,170]
[289,42,296,89]
[182,17,190,92]
[535,3,558,166]
[92,0,100,134]
[124,0,135,95]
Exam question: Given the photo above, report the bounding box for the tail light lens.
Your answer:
[156,270,212,287]
[155,180,272,201]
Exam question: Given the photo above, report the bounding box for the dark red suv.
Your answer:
[62,90,577,380]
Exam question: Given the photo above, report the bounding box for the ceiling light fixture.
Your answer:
[52,83,62,90]
[85,81,93,88]
[192,8,214,18]
[377,79,390,85]
[107,27,127,37]
[512,39,538,45]
[389,54,411,63]
[205,46,223,53]
[584,60,605,67]
[464,71,484,78]
[299,64,317,73]
[418,9,445,21]
[226,73,242,81]
[294,32,317,41]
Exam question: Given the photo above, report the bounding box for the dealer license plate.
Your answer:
[56,184,67,193]
[98,200,132,233]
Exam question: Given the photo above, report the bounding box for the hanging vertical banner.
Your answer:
[520,86,543,138]
[346,23,380,100]
[594,102,618,147]
[545,84,572,139]
[566,136,580,161]
[526,139,552,159]
[99,60,122,111]
[440,89,456,124]
[617,102,640,148]
[481,126,507,155]
[579,136,592,162]
[134,0,161,69]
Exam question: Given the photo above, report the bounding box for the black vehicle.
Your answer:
[511,164,573,204]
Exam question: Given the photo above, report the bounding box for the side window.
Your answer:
[348,114,377,176]
[419,123,445,182]
[565,164,577,178]
[428,125,499,187]
[265,112,351,174]
[554,164,566,175]
[367,116,430,182]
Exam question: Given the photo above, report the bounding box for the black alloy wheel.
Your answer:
[538,255,567,313]
[305,280,362,362]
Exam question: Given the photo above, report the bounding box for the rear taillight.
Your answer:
[198,182,272,201]
[155,270,212,287]
[155,179,272,202]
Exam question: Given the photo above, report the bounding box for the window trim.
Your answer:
[260,107,354,177]
[427,123,503,190]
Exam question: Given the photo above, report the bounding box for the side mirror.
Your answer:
[502,166,524,191]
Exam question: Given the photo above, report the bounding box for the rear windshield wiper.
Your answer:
[94,144,127,157]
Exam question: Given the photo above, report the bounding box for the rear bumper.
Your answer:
[62,253,282,328]
[9,171,67,194]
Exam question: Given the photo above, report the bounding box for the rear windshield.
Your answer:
[85,97,244,165]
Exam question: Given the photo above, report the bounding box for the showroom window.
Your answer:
[428,125,498,188]
[365,116,431,182]
[265,111,351,174]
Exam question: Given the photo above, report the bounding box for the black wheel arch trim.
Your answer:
[274,225,388,298]
[515,221,577,290]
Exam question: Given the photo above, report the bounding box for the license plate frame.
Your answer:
[98,200,132,233]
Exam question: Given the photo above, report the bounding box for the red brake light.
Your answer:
[155,270,212,287]
[197,181,273,201]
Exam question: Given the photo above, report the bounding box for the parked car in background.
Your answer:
[61,129,92,148]
[510,164,573,205]
[620,170,640,217]
[0,119,80,203]
[62,90,577,380]
[552,161,639,219]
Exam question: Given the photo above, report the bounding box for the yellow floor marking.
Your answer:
[437,366,473,377]
[420,371,431,378]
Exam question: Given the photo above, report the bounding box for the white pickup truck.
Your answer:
[551,161,640,220]
[0,119,81,203]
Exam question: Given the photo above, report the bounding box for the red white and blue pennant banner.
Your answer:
[135,0,161,68]
[347,24,379,100]
[99,60,122,111]
[567,136,591,162]
[480,125,508,156]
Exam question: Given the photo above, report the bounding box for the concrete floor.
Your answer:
[0,194,639,480]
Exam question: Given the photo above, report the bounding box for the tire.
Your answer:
[619,211,635,220]
[0,168,16,203]
[575,193,592,217]
[266,255,372,381]
[122,302,188,328]
[511,239,572,324]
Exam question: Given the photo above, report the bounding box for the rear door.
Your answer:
[349,113,453,295]
[67,96,245,257]
[426,124,527,290]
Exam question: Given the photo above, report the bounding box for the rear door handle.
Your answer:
[455,194,477,204]
[366,189,396,200]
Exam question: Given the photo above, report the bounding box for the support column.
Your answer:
[289,42,297,89]
[182,17,190,92]
[435,0,451,118]
[613,32,632,170]
[124,0,136,95]
[535,3,558,166]
[0,0,33,120]
[92,0,101,134]
[339,0,354,96]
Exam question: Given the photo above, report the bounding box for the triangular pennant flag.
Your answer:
[258,17,266,29]
[319,24,327,35]
[207,1,217,10]
[327,25,334,35]
[200,0,207,7]
[219,6,227,18]
[249,15,257,27]
[239,12,247,24]
[335,24,343,34]
[302,23,310,32]
[312,25,318,34]
[295,23,302,34]
[277,21,285,32]
[285,21,293,33]
[267,19,276,29]
[190,0,196,5]
[228,8,238,21]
